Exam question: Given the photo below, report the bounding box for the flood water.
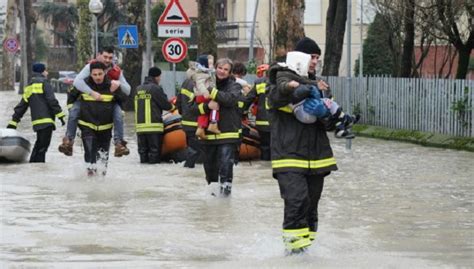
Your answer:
[1,91,473,268]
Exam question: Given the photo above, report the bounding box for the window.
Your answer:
[216,0,227,22]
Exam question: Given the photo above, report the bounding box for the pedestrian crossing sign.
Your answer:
[118,25,139,49]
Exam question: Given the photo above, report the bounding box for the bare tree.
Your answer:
[272,0,305,62]
[322,0,347,76]
[197,0,217,57]
[1,0,17,91]
[400,0,415,77]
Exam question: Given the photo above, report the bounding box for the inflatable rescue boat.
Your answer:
[0,128,31,162]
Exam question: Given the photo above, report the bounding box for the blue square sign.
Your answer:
[118,25,139,49]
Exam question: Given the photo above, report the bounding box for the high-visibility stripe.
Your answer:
[145,99,151,124]
[134,98,138,126]
[23,83,44,102]
[272,157,336,169]
[282,228,310,237]
[265,98,270,110]
[205,131,240,140]
[55,111,65,118]
[136,123,164,133]
[67,104,73,109]
[282,228,312,250]
[238,101,244,108]
[210,87,218,100]
[182,120,198,127]
[81,94,114,102]
[32,118,55,126]
[256,120,269,126]
[8,120,18,126]
[180,88,194,100]
[278,105,293,113]
[78,120,113,131]
[198,103,206,114]
[256,83,266,94]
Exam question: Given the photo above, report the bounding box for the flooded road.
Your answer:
[1,91,473,268]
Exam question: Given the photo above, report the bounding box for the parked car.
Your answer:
[58,71,77,85]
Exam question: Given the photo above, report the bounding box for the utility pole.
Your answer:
[346,0,352,149]
[144,0,152,81]
[19,0,28,94]
[249,0,259,62]
[359,0,363,78]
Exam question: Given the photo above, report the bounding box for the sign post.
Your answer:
[158,0,192,91]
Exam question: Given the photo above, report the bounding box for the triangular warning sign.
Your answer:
[121,30,137,46]
[158,0,191,25]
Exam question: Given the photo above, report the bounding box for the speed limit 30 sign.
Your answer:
[162,37,187,63]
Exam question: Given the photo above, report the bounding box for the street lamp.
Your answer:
[89,0,104,58]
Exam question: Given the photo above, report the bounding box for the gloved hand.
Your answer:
[6,123,16,129]
[309,85,322,99]
[59,117,66,126]
[303,98,329,118]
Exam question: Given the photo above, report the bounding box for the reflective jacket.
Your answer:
[245,77,271,132]
[176,78,199,132]
[267,64,338,176]
[78,77,115,132]
[9,73,65,132]
[134,77,174,134]
[190,76,242,144]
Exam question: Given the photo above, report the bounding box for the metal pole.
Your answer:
[94,15,99,57]
[145,0,152,71]
[249,0,259,62]
[359,0,363,78]
[172,63,176,96]
[346,0,352,149]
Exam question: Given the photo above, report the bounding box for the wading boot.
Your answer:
[58,137,73,156]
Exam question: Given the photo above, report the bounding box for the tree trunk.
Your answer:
[322,0,347,76]
[1,0,17,91]
[76,0,93,69]
[122,1,145,111]
[24,0,35,78]
[400,0,415,77]
[456,46,472,79]
[273,0,305,62]
[197,0,217,57]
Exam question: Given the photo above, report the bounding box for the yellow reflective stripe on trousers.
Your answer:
[272,157,336,169]
[81,94,114,102]
[205,131,240,140]
[278,105,293,113]
[180,88,194,100]
[283,228,310,237]
[182,120,198,127]
[8,120,18,126]
[78,120,113,131]
[67,103,73,109]
[23,83,44,102]
[32,118,55,126]
[256,120,269,126]
[256,83,266,94]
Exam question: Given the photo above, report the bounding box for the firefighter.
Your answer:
[59,46,131,158]
[134,67,175,164]
[77,62,117,176]
[7,63,65,163]
[244,64,271,160]
[267,37,338,254]
[190,58,242,196]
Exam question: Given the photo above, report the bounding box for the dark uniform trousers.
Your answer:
[277,172,325,232]
[184,130,203,168]
[258,130,271,161]
[30,126,54,163]
[203,143,236,184]
[81,129,112,164]
[137,133,163,164]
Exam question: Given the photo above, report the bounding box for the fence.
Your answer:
[160,71,473,138]
[327,76,473,138]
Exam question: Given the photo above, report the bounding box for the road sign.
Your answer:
[158,0,192,38]
[118,25,138,49]
[162,37,187,63]
[3,38,19,53]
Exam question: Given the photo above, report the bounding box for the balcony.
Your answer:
[189,21,258,46]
